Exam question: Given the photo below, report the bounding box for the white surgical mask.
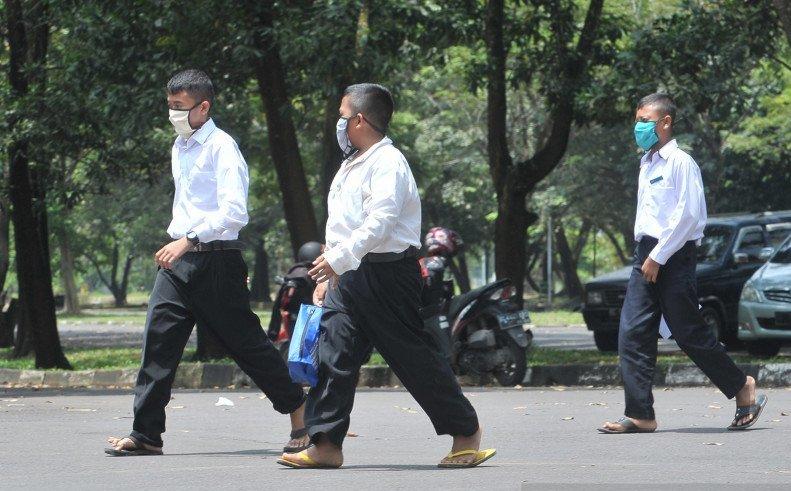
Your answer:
[168,102,201,138]
[336,117,357,159]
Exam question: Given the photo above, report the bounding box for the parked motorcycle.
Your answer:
[268,242,322,358]
[420,228,532,387]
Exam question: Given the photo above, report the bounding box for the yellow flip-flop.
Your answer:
[276,450,341,469]
[438,448,497,468]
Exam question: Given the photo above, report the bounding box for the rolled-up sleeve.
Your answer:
[191,141,250,241]
[323,160,407,275]
[649,157,704,265]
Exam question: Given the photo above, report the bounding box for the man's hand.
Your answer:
[313,281,328,307]
[155,237,192,269]
[641,257,660,283]
[309,255,339,285]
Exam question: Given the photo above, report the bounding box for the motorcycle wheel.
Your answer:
[493,333,527,387]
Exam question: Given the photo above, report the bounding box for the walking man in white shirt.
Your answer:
[278,83,495,469]
[599,93,767,434]
[106,69,310,456]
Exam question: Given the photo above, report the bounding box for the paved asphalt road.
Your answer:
[2,387,790,489]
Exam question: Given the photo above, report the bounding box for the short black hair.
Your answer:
[343,83,394,134]
[637,93,676,122]
[167,69,215,105]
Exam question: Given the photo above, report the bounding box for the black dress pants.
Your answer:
[130,250,305,448]
[618,237,746,420]
[305,256,479,448]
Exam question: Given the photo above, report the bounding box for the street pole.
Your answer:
[547,214,553,308]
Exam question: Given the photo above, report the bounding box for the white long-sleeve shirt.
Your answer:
[634,139,707,265]
[323,137,422,275]
[166,118,250,242]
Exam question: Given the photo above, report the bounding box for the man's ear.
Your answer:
[201,101,211,115]
[662,115,671,130]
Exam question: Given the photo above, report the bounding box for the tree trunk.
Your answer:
[250,3,320,256]
[485,0,603,308]
[320,88,346,232]
[603,227,630,265]
[493,185,532,305]
[4,0,70,369]
[13,294,32,357]
[250,238,271,303]
[57,227,80,314]
[0,197,10,292]
[555,221,583,299]
[773,0,791,45]
[447,253,471,293]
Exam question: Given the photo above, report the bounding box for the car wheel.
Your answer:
[746,340,781,358]
[594,330,618,352]
[700,306,722,342]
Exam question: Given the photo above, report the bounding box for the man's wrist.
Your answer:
[185,230,200,246]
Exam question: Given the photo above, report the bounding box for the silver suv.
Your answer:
[738,233,791,357]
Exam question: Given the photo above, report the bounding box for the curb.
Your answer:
[2,362,791,389]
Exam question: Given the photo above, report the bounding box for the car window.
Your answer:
[697,225,734,263]
[767,223,791,248]
[735,226,767,263]
[771,236,791,264]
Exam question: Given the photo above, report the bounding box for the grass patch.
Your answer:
[529,310,584,327]
[4,346,789,372]
[57,308,273,326]
[0,347,204,371]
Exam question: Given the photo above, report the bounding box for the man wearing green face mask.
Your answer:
[598,93,767,434]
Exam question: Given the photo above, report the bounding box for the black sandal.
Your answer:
[597,417,656,434]
[283,428,310,453]
[728,394,767,430]
[104,436,163,456]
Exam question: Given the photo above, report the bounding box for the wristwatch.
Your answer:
[186,230,200,247]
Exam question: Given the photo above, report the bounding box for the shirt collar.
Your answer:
[178,118,216,147]
[640,138,678,166]
[657,139,678,160]
[345,136,392,168]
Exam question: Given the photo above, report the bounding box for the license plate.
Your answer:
[497,310,531,328]
[776,312,791,328]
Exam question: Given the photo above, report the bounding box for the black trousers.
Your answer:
[305,256,479,448]
[130,250,305,448]
[618,237,746,420]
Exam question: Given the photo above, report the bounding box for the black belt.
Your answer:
[190,240,245,252]
[362,246,419,264]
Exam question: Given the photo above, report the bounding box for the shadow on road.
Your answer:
[165,448,283,457]
[658,426,771,434]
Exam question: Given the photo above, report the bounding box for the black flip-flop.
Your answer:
[728,394,768,430]
[283,428,310,453]
[104,436,163,456]
[597,417,656,434]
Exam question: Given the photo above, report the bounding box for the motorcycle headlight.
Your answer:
[587,291,604,306]
[740,283,762,303]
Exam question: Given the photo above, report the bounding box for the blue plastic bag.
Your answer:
[287,304,322,387]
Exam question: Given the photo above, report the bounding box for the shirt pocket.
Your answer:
[647,182,675,212]
[185,171,216,205]
[341,188,363,226]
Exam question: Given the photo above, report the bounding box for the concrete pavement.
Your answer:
[2,387,790,489]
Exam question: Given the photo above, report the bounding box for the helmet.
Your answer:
[424,227,463,257]
[297,241,323,263]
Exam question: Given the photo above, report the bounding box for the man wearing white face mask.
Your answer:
[278,83,495,470]
[106,69,311,457]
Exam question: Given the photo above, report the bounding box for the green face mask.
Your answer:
[634,120,659,151]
